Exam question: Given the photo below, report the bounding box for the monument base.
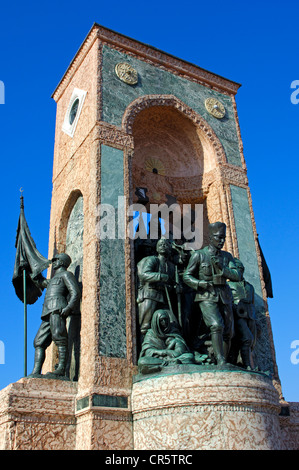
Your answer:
[132,366,284,450]
[0,377,133,450]
[1,367,298,450]
[0,377,77,450]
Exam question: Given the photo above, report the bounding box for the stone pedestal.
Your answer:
[0,377,134,450]
[0,378,77,450]
[132,367,283,450]
[0,368,297,450]
[75,389,133,450]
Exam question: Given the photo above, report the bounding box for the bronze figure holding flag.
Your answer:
[29,253,81,378]
[12,194,81,379]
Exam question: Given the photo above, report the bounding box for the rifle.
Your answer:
[175,265,182,327]
[164,284,177,325]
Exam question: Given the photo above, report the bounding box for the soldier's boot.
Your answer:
[240,344,252,370]
[211,332,226,365]
[28,347,45,376]
[52,345,68,376]
[223,340,231,361]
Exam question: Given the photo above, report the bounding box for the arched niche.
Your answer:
[123,95,227,247]
[132,105,206,204]
[65,194,84,285]
[58,190,84,261]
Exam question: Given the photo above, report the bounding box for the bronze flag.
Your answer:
[12,195,51,304]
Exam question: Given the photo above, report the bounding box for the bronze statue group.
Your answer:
[26,220,257,379]
[136,222,257,375]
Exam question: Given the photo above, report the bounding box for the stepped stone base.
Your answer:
[0,377,77,450]
[0,377,133,450]
[131,366,287,450]
[0,368,298,450]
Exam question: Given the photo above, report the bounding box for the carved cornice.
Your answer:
[95,24,241,95]
[52,23,241,102]
[0,412,76,426]
[133,403,280,421]
[95,121,134,149]
[218,163,248,187]
[52,25,99,102]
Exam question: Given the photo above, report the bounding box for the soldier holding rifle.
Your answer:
[183,222,241,365]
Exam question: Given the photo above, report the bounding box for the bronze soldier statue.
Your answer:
[136,238,177,339]
[183,222,241,365]
[228,258,257,370]
[28,253,81,378]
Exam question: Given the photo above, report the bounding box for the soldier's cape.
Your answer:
[257,236,273,299]
[12,196,51,304]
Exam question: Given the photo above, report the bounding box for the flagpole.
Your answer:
[20,189,27,377]
[13,188,51,378]
[23,268,27,377]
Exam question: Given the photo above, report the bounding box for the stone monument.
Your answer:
[1,23,298,450]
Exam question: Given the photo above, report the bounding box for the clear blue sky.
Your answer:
[0,0,298,402]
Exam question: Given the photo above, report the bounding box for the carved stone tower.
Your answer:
[1,23,298,450]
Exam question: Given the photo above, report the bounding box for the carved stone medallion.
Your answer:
[115,62,138,85]
[205,97,226,119]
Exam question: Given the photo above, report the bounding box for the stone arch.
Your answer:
[121,94,227,167]
[58,189,84,381]
[122,94,228,247]
[58,189,84,252]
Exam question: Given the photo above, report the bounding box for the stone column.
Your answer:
[74,143,135,450]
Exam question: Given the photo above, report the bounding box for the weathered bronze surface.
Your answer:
[27,253,81,380]
[228,258,257,370]
[136,238,177,339]
[133,221,268,374]
[138,309,195,374]
[182,222,240,366]
[135,221,249,373]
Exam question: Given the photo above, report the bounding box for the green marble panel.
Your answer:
[230,185,262,298]
[99,145,126,358]
[65,195,83,381]
[230,184,274,373]
[76,396,89,411]
[66,195,84,282]
[76,394,128,410]
[102,45,242,167]
[92,394,128,408]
